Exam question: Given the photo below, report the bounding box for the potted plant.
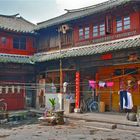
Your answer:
[49,98,56,111]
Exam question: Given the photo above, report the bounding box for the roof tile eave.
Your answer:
[36,0,132,30]
[0,54,33,64]
[34,34,140,63]
[0,14,35,33]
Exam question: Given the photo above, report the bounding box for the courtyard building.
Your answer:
[0,0,140,114]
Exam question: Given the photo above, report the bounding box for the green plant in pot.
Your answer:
[49,98,56,111]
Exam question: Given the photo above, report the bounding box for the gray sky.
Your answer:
[0,0,107,24]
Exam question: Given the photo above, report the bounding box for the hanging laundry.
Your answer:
[118,90,133,111]
[63,82,68,93]
[106,82,114,87]
[89,80,96,89]
[118,90,128,111]
[123,92,133,110]
[99,81,106,88]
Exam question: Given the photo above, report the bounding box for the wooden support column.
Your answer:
[95,73,99,97]
[74,71,80,113]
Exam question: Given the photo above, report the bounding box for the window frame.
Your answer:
[124,16,130,30]
[116,17,123,32]
[85,27,90,39]
[78,27,84,40]
[99,23,105,36]
[13,36,26,50]
[78,25,90,41]
[0,36,7,47]
[1,37,7,45]
[93,25,98,37]
[116,15,130,32]
[93,22,105,38]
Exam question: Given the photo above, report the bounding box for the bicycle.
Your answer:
[86,98,99,112]
[0,99,7,112]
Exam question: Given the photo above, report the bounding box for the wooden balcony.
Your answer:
[37,42,73,53]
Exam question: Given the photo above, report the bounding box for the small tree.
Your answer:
[49,98,56,111]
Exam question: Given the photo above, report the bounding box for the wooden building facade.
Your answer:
[34,0,140,112]
[0,14,36,110]
[1,0,140,112]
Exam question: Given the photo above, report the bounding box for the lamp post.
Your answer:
[58,24,69,110]
[58,30,63,110]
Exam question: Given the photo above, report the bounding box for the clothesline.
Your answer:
[0,68,139,86]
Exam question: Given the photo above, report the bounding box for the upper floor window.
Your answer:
[85,27,90,39]
[124,16,130,30]
[116,17,122,32]
[93,22,105,37]
[78,26,90,40]
[99,23,105,36]
[79,28,84,40]
[93,25,98,37]
[0,36,7,48]
[13,37,26,50]
[116,15,130,32]
[1,37,7,45]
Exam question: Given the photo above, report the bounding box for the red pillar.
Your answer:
[75,71,80,112]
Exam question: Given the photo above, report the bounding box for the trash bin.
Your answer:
[99,102,105,112]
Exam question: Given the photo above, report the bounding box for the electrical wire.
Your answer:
[0,68,139,91]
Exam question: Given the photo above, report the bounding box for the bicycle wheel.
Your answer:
[89,101,99,112]
[86,98,94,111]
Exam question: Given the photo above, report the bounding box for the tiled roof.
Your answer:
[1,35,140,64]
[34,35,140,62]
[36,0,132,30]
[0,53,33,64]
[0,14,35,33]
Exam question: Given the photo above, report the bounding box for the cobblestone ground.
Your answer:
[0,119,140,140]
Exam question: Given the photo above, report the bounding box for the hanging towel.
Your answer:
[99,81,106,88]
[89,80,96,89]
[123,92,133,110]
[119,90,128,111]
[106,82,114,87]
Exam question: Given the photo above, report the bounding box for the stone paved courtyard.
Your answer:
[0,119,140,140]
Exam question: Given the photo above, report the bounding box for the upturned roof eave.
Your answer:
[34,34,140,62]
[0,26,35,34]
[35,0,132,31]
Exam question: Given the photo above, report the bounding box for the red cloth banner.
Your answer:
[75,71,80,109]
